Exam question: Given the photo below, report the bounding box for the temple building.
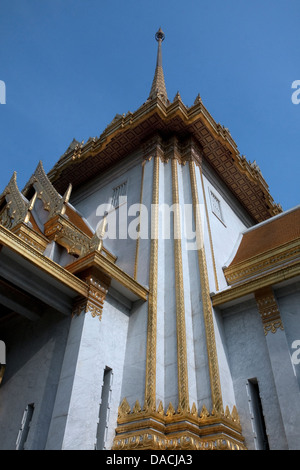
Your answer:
[0,29,299,450]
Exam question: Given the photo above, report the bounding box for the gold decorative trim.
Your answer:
[23,161,62,214]
[144,153,160,411]
[66,249,149,302]
[134,160,146,280]
[112,434,245,451]
[112,146,246,451]
[112,399,245,450]
[44,214,91,258]
[73,276,108,321]
[255,286,284,335]
[189,160,223,413]
[224,239,300,286]
[0,172,37,231]
[11,222,49,253]
[212,261,300,307]
[160,136,187,166]
[0,225,88,296]
[171,157,189,411]
[48,87,281,224]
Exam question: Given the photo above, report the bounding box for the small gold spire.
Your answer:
[148,28,168,103]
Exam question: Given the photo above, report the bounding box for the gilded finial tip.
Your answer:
[155,27,165,42]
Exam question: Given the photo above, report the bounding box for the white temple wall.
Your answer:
[66,147,266,429]
[71,151,144,279]
[118,300,148,411]
[185,229,212,411]
[276,282,300,389]
[161,159,178,408]
[192,161,255,412]
[0,311,71,450]
[192,163,236,410]
[200,162,254,293]
[177,162,199,408]
[118,158,155,409]
[46,292,130,450]
[156,158,166,406]
[221,300,288,450]
[135,157,153,288]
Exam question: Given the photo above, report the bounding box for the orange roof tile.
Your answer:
[29,213,44,236]
[65,205,93,238]
[229,207,300,266]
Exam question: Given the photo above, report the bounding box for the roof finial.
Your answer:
[155,27,165,42]
[148,28,168,103]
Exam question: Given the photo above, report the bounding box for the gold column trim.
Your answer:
[134,160,146,280]
[171,157,189,412]
[144,154,159,411]
[111,145,246,451]
[189,160,223,413]
[199,166,219,292]
[255,286,284,335]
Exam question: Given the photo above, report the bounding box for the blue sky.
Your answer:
[0,0,299,211]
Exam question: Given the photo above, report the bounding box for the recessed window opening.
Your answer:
[111,181,127,208]
[209,189,225,224]
[95,366,113,450]
[16,403,34,450]
[248,378,269,450]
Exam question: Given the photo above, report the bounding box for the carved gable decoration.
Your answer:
[0,161,112,261]
[0,172,29,230]
[23,161,62,215]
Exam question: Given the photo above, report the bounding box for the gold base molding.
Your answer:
[112,399,246,451]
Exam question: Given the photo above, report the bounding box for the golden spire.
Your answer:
[148,28,168,103]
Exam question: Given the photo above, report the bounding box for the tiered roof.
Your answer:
[46,29,281,223]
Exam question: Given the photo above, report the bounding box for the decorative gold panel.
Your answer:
[11,223,49,254]
[112,399,245,450]
[44,215,91,258]
[255,286,284,335]
[73,275,109,321]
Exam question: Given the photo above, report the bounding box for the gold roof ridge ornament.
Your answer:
[0,171,35,230]
[148,27,169,104]
[23,160,62,214]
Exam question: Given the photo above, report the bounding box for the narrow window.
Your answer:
[248,379,269,450]
[209,190,225,224]
[16,403,34,450]
[111,181,127,208]
[95,367,113,450]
